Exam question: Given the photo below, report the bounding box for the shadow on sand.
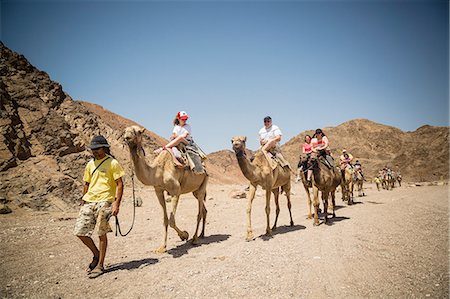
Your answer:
[333,204,346,211]
[322,215,350,226]
[365,200,383,205]
[168,234,231,258]
[106,257,159,273]
[260,224,306,241]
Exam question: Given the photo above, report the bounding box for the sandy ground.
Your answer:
[0,182,448,298]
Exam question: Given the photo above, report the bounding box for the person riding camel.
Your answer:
[296,134,313,183]
[354,160,365,181]
[154,111,206,173]
[339,149,354,170]
[258,116,289,168]
[154,111,191,166]
[311,128,334,168]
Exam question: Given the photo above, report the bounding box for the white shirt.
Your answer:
[258,125,282,143]
[172,124,192,141]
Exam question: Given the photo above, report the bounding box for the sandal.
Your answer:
[86,256,99,272]
[88,267,104,279]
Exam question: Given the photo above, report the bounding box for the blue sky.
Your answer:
[2,0,449,153]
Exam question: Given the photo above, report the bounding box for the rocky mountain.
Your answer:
[0,42,168,212]
[281,119,449,182]
[1,43,447,213]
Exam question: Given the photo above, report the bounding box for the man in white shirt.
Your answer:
[259,116,282,152]
[258,116,289,167]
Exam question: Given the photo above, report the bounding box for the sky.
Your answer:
[2,0,449,153]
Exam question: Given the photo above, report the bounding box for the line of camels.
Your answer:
[124,126,366,252]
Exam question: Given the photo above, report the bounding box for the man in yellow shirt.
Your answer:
[73,135,124,279]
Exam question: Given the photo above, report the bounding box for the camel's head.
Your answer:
[123,126,145,149]
[231,136,247,154]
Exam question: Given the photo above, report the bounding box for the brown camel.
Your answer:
[309,152,341,226]
[231,136,293,241]
[124,126,208,253]
[341,165,354,205]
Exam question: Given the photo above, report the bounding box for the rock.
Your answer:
[0,204,12,214]
[229,190,246,199]
[135,197,143,207]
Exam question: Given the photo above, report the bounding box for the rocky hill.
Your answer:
[281,119,449,182]
[0,42,168,212]
[1,43,447,213]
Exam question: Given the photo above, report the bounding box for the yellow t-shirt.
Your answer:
[82,155,125,203]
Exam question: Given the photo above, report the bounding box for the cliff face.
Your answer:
[0,43,165,211]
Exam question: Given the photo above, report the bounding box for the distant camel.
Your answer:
[382,172,392,190]
[309,152,341,226]
[231,136,293,241]
[353,171,365,197]
[341,165,354,205]
[124,126,208,253]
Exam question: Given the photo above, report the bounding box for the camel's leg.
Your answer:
[198,177,208,238]
[265,189,272,237]
[284,183,294,226]
[191,196,203,245]
[192,186,207,244]
[351,181,354,203]
[330,190,336,218]
[246,185,257,241]
[341,183,347,202]
[169,195,189,242]
[312,186,320,226]
[154,189,169,253]
[304,183,313,219]
[271,188,280,230]
[200,203,207,238]
[322,192,329,224]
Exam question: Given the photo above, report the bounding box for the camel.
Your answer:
[309,152,341,226]
[341,165,354,205]
[123,126,208,253]
[354,171,365,197]
[231,136,293,241]
[382,172,394,190]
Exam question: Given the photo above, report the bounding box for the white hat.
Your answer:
[342,149,347,153]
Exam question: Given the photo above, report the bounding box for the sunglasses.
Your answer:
[264,120,271,123]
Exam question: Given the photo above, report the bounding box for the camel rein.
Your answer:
[114,173,137,237]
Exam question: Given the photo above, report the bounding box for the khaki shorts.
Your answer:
[73,201,113,237]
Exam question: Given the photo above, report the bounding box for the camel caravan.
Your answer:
[121,113,402,249]
[375,166,402,191]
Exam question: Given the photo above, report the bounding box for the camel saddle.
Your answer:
[177,142,207,175]
[263,150,291,170]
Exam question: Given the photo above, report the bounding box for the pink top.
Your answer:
[303,143,312,154]
[311,136,329,151]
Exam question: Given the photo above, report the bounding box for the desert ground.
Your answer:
[0,181,448,298]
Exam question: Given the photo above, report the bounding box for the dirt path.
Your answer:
[1,183,448,298]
